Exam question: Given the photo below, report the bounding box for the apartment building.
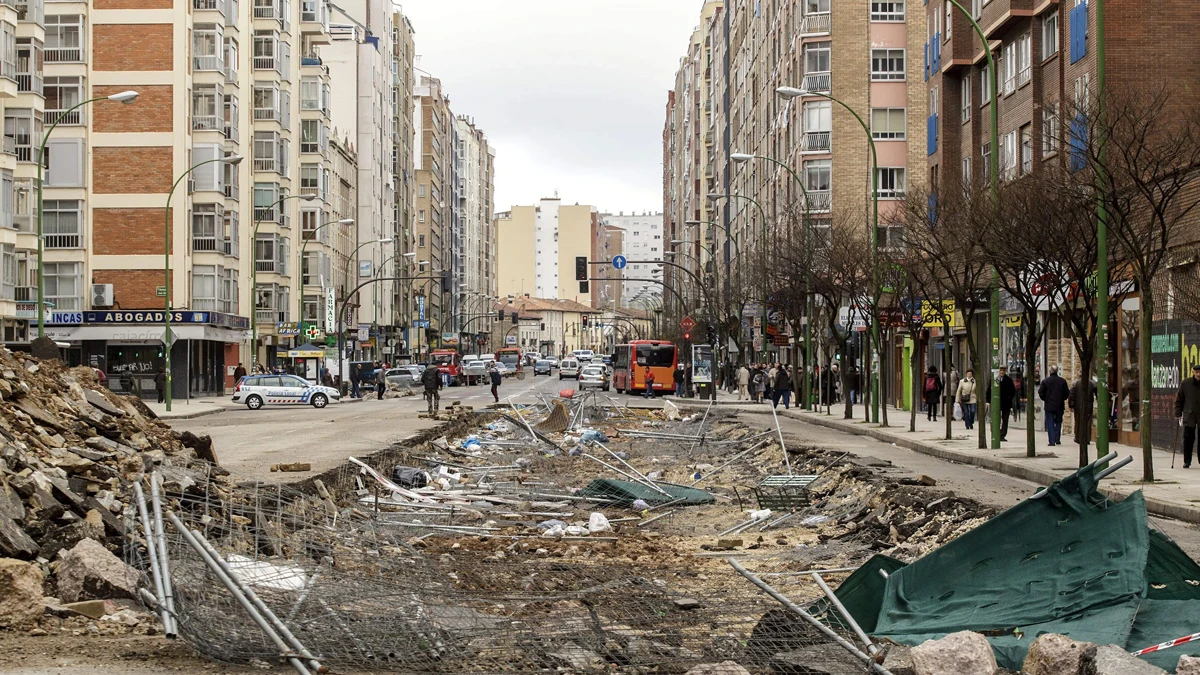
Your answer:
[413,74,449,344]
[603,211,664,307]
[454,115,495,334]
[391,10,415,358]
[495,197,614,308]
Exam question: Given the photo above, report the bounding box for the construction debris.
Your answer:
[269,462,312,473]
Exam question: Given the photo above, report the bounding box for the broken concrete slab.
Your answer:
[54,538,138,603]
[82,389,125,418]
[0,558,45,628]
[0,513,39,559]
[1022,633,1094,675]
[1178,655,1200,675]
[911,631,998,675]
[1080,645,1167,675]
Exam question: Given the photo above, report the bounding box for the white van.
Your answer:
[559,358,581,379]
[572,349,595,362]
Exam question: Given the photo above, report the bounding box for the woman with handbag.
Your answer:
[955,369,978,430]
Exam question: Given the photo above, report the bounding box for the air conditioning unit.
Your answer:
[92,283,114,308]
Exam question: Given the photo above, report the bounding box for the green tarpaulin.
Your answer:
[575,479,714,506]
[857,464,1200,672]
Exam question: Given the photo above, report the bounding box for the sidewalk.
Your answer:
[689,395,1200,524]
[144,398,231,420]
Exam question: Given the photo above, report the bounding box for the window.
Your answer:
[43,199,81,247]
[981,142,992,181]
[1002,130,1017,179]
[418,234,425,247]
[871,107,906,140]
[192,265,219,310]
[223,94,239,142]
[301,119,319,153]
[418,184,426,198]
[1043,101,1060,155]
[44,261,80,310]
[221,269,238,313]
[1042,13,1059,60]
[44,15,82,63]
[253,130,280,173]
[1017,33,1032,86]
[0,244,14,301]
[44,76,83,124]
[972,0,982,19]
[802,100,832,151]
[1002,42,1017,95]
[300,163,318,196]
[1069,0,1088,64]
[803,41,831,91]
[1074,73,1090,115]
[223,210,239,257]
[945,2,952,38]
[15,39,42,96]
[871,49,906,81]
[300,76,320,110]
[870,1,904,21]
[804,159,832,210]
[875,168,906,199]
[960,74,971,122]
[253,83,281,122]
[961,157,971,195]
[193,23,223,71]
[981,63,992,104]
[192,204,221,252]
[877,223,905,251]
[1020,124,1033,175]
[5,108,40,163]
[192,84,221,131]
[418,209,425,223]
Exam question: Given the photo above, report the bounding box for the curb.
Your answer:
[719,405,1200,526]
[157,407,228,420]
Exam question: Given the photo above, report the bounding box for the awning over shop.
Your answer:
[45,324,249,344]
[286,343,326,358]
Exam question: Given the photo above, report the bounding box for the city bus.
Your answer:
[612,341,678,395]
[494,346,524,375]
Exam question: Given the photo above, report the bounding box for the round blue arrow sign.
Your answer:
[612,255,627,270]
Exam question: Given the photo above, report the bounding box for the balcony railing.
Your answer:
[44,232,81,248]
[44,47,81,63]
[194,55,222,71]
[0,135,13,155]
[253,106,282,123]
[0,59,15,83]
[223,238,237,256]
[803,71,831,93]
[300,141,318,154]
[194,0,218,8]
[805,190,832,213]
[299,185,317,196]
[16,73,40,94]
[252,0,277,19]
[253,55,275,71]
[15,285,33,302]
[224,183,238,199]
[300,55,321,66]
[14,144,30,162]
[192,235,219,252]
[225,65,237,84]
[802,131,831,153]
[192,114,220,131]
[224,121,239,142]
[253,157,277,172]
[47,108,83,125]
[255,308,287,323]
[802,12,831,34]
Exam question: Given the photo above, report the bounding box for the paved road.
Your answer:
[169,370,585,481]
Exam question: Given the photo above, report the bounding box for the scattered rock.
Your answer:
[54,538,138,603]
[0,513,39,559]
[685,661,752,675]
[882,644,916,675]
[673,598,701,611]
[1178,655,1200,675]
[549,642,606,671]
[716,538,744,550]
[911,631,997,675]
[1080,645,1167,675]
[58,599,109,619]
[1022,633,1094,675]
[0,558,45,628]
[270,462,312,472]
[28,336,61,362]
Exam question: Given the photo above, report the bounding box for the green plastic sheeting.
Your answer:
[864,462,1200,673]
[813,554,906,633]
[575,479,715,506]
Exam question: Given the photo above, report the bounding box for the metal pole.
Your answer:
[812,572,878,654]
[1095,0,1110,458]
[132,482,172,635]
[148,473,178,638]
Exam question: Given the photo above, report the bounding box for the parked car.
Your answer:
[232,374,341,410]
[533,359,553,376]
[572,349,595,362]
[559,358,581,380]
[546,357,559,369]
[461,360,488,385]
[384,368,420,389]
[577,364,610,391]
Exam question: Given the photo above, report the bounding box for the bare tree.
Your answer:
[1075,88,1200,481]
[901,185,995,449]
[878,246,934,433]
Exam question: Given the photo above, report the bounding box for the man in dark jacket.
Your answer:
[985,367,1017,441]
[154,368,166,404]
[233,362,247,384]
[489,363,502,403]
[1174,364,1200,468]
[420,365,443,414]
[1038,365,1071,446]
[773,365,793,409]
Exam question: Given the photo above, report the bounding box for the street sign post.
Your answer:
[612,255,627,270]
[680,316,696,332]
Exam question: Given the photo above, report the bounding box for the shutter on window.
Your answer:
[46,139,83,187]
[193,144,222,192]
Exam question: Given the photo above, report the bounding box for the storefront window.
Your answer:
[1120,304,1141,434]
[107,345,163,397]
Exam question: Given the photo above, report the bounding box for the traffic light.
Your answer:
[540,322,546,331]
[512,312,519,324]
[498,309,505,322]
[683,332,691,341]
[582,315,589,328]
[575,256,588,281]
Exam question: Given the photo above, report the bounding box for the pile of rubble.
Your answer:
[0,346,213,633]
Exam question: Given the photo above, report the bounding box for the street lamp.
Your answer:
[162,152,243,412]
[709,191,770,361]
[729,152,815,410]
[776,86,881,423]
[296,217,354,339]
[249,193,319,372]
[36,90,139,338]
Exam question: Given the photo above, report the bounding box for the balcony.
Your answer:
[802,131,831,153]
[253,106,282,123]
[802,71,831,93]
[0,134,12,155]
[193,0,218,8]
[252,0,278,19]
[46,107,82,126]
[223,238,237,256]
[805,190,832,213]
[224,121,239,143]
[0,58,14,84]
[15,0,42,25]
[194,54,223,72]
[300,55,321,67]
[225,64,238,84]
[256,309,287,323]
[15,285,32,302]
[43,47,80,63]
[16,73,40,95]
[192,114,220,131]
[44,232,80,248]
[253,55,276,71]
[192,235,219,252]
[801,12,831,35]
[253,156,277,173]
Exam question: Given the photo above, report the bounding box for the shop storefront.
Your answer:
[45,310,249,399]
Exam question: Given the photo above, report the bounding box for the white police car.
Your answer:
[232,374,341,410]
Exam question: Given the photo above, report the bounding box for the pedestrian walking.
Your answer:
[737,364,750,401]
[765,363,777,402]
[420,363,443,414]
[644,366,656,399]
[752,367,767,403]
[956,369,978,429]
[1038,365,1070,446]
[830,363,841,403]
[154,368,166,404]
[773,365,793,409]
[233,362,247,385]
[848,366,860,405]
[489,363,502,403]
[351,364,362,399]
[1174,364,1200,468]
[375,361,386,398]
[923,366,944,422]
[674,363,686,397]
[986,367,1018,441]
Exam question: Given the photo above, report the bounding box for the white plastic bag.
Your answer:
[588,512,611,533]
[953,401,963,421]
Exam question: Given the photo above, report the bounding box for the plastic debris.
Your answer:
[580,430,610,444]
[537,519,568,531]
[632,499,651,511]
[588,513,611,533]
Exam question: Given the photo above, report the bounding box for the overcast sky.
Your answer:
[400,1,704,215]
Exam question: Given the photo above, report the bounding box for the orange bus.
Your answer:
[494,346,523,374]
[612,341,678,395]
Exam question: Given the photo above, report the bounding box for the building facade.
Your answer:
[495,196,613,308]
[603,211,663,307]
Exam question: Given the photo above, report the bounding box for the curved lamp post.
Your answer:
[250,193,318,371]
[296,216,354,339]
[36,90,139,338]
[162,152,244,412]
[708,192,769,361]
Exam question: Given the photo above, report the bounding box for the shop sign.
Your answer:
[82,310,249,329]
[325,288,335,328]
[920,300,963,328]
[14,303,35,319]
[50,311,83,324]
[505,335,517,345]
[278,322,301,335]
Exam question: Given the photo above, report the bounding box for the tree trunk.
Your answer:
[964,317,986,450]
[1140,290,1155,482]
[943,332,952,440]
[910,330,919,433]
[1025,307,1039,458]
[842,365,853,419]
[880,328,890,427]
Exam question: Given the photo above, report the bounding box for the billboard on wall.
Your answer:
[1149,320,1200,449]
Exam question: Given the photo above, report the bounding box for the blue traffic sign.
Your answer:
[612,255,627,270]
